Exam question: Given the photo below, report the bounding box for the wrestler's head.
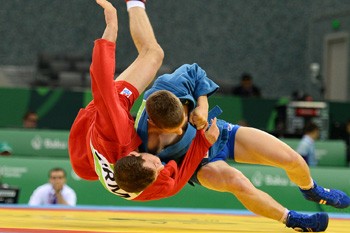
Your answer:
[114,152,164,193]
[146,90,186,135]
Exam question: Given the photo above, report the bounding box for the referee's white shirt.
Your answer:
[28,183,77,206]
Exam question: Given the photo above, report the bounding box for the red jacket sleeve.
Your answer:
[134,130,211,201]
[90,39,141,158]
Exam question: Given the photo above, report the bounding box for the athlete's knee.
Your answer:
[141,44,164,65]
[200,166,252,193]
[151,44,164,63]
[197,166,214,183]
[223,170,254,194]
[281,149,306,171]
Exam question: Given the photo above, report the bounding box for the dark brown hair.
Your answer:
[114,155,155,193]
[48,167,66,177]
[304,122,319,134]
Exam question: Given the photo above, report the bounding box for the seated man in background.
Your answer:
[116,63,350,232]
[22,111,38,129]
[28,168,76,206]
[232,73,261,97]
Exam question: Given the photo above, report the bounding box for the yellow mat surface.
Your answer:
[0,206,349,233]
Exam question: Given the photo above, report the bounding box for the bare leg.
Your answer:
[233,127,350,211]
[197,162,331,231]
[117,4,164,93]
[197,161,287,221]
[234,127,313,187]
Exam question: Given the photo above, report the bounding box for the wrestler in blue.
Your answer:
[132,63,350,232]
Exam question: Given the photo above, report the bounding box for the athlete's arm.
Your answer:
[90,0,137,146]
[189,95,209,130]
[97,0,118,42]
[134,119,219,201]
[166,118,218,196]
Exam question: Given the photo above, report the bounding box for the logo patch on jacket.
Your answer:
[120,88,132,98]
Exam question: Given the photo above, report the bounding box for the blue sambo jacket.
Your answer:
[135,63,231,163]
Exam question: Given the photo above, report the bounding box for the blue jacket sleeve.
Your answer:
[144,63,219,103]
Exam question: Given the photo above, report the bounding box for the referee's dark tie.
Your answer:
[52,194,57,204]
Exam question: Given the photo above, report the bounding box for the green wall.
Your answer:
[2,87,350,134]
[0,128,346,166]
[1,156,349,214]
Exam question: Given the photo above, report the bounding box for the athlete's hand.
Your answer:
[96,0,118,42]
[204,118,219,145]
[190,105,208,130]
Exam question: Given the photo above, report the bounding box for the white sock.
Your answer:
[280,209,289,224]
[126,1,145,11]
[299,179,314,190]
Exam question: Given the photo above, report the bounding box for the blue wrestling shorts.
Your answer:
[189,124,240,185]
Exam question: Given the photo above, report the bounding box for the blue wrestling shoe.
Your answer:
[286,210,328,232]
[300,182,350,209]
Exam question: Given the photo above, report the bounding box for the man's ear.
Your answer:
[147,118,156,126]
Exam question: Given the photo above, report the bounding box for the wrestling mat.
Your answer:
[0,205,349,233]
